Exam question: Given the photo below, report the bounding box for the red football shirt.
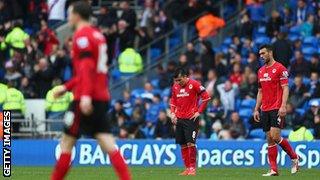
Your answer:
[170,78,210,119]
[64,26,110,101]
[257,61,289,111]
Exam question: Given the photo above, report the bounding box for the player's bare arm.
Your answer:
[254,88,262,122]
[278,84,289,117]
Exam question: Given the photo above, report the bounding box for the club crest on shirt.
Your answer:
[272,69,276,73]
[76,37,89,49]
[189,84,193,89]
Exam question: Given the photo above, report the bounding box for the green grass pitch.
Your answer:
[8,167,319,180]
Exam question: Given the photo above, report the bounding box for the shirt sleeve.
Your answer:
[170,86,177,114]
[194,81,211,113]
[279,65,289,86]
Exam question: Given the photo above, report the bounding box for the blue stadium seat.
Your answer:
[152,89,162,96]
[131,88,144,98]
[309,129,315,135]
[281,130,291,138]
[235,98,242,111]
[302,36,318,48]
[240,99,256,109]
[223,37,232,46]
[169,38,180,49]
[289,26,300,35]
[302,47,317,57]
[248,129,265,139]
[221,44,229,54]
[124,107,133,116]
[288,34,299,42]
[151,48,161,59]
[308,98,320,107]
[258,26,266,33]
[303,77,311,85]
[151,79,159,89]
[295,108,305,116]
[254,36,270,46]
[288,78,294,89]
[161,88,171,98]
[239,108,253,119]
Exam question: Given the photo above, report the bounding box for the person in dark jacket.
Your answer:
[154,110,174,139]
[272,32,292,68]
[32,58,54,98]
[266,10,284,37]
[199,40,215,78]
[284,103,301,129]
[119,0,137,31]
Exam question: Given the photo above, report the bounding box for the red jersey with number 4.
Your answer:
[64,26,110,101]
[170,79,210,119]
[257,62,289,111]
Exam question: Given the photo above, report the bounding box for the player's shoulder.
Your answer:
[189,78,201,86]
[258,65,265,73]
[275,61,287,70]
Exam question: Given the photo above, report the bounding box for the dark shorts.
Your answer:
[64,101,110,138]
[261,109,285,132]
[175,118,199,145]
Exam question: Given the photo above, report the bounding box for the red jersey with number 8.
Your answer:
[257,62,289,111]
[64,26,110,101]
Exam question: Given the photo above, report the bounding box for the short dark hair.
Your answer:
[72,1,92,21]
[259,44,274,52]
[174,67,188,78]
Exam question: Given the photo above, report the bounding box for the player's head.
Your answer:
[174,67,189,86]
[259,44,274,64]
[68,1,92,29]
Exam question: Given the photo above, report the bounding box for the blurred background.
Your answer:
[0,0,319,143]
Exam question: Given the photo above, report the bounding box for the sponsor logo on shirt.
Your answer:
[177,88,190,97]
[260,73,271,82]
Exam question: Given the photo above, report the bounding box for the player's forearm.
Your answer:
[254,89,262,111]
[79,58,95,97]
[198,99,210,113]
[64,77,79,91]
[281,85,289,107]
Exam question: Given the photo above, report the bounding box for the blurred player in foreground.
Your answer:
[170,68,210,176]
[51,1,131,180]
[254,44,299,176]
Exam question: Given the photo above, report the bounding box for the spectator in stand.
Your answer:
[241,38,254,58]
[122,90,133,109]
[140,0,155,28]
[290,50,311,77]
[205,69,218,97]
[199,40,215,78]
[273,32,293,68]
[313,9,320,37]
[266,10,284,38]
[303,100,320,137]
[47,0,66,28]
[229,63,243,86]
[207,98,225,124]
[136,27,151,54]
[282,5,294,28]
[154,110,174,139]
[131,97,146,126]
[310,54,320,74]
[294,0,314,25]
[240,72,258,99]
[300,14,315,37]
[228,112,246,139]
[119,0,137,31]
[166,61,177,85]
[247,52,260,72]
[0,0,10,25]
[145,94,165,125]
[289,75,309,108]
[32,57,54,98]
[117,19,135,52]
[178,54,189,70]
[238,13,253,38]
[284,103,301,129]
[231,35,242,53]
[288,116,314,141]
[38,20,59,56]
[157,65,170,90]
[246,0,265,27]
[158,10,174,34]
[108,100,130,135]
[141,82,154,100]
[185,42,199,67]
[19,77,36,98]
[217,80,238,114]
[214,53,227,78]
[310,72,320,98]
[4,60,22,87]
[97,5,117,28]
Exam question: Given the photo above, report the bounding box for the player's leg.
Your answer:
[184,119,199,176]
[269,111,299,173]
[176,119,189,175]
[261,111,278,176]
[95,133,131,180]
[51,134,77,180]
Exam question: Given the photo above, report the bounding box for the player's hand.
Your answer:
[80,96,93,115]
[53,85,67,99]
[171,113,177,125]
[253,110,260,122]
[278,106,286,117]
[191,112,200,121]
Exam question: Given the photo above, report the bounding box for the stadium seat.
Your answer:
[161,88,171,98]
[221,44,229,54]
[223,37,232,46]
[248,129,265,139]
[151,79,159,89]
[257,26,266,33]
[288,34,299,42]
[254,36,270,46]
[303,77,311,85]
[151,48,162,59]
[213,47,221,53]
[240,99,256,109]
[131,88,144,98]
[308,98,320,107]
[288,78,294,89]
[281,130,291,138]
[235,98,242,111]
[302,36,318,48]
[295,108,305,116]
[309,129,315,135]
[302,47,317,57]
[124,107,133,116]
[289,26,300,35]
[239,108,253,120]
[169,38,180,49]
